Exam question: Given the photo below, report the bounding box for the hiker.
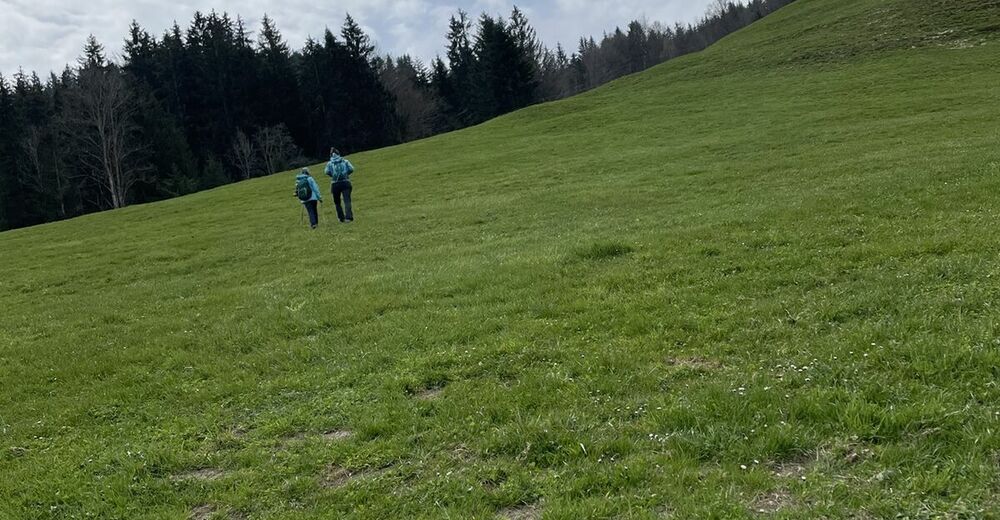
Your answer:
[325,148,356,223]
[294,168,323,229]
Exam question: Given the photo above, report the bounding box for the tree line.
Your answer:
[0,0,795,231]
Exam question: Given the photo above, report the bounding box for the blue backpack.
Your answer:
[331,160,354,182]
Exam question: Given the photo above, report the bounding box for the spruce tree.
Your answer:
[471,13,539,122]
[0,74,14,229]
[440,11,475,126]
[342,15,375,62]
[124,21,157,85]
[256,15,304,142]
[79,35,106,69]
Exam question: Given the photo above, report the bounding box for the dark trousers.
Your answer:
[332,181,353,222]
[304,200,319,228]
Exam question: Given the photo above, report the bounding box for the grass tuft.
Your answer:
[574,242,635,261]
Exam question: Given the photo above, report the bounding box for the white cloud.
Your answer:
[0,0,715,75]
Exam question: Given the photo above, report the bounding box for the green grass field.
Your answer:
[2,0,1000,517]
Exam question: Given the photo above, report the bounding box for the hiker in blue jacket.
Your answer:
[325,148,356,223]
[294,168,323,229]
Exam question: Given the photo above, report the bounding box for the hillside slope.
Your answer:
[2,0,1000,518]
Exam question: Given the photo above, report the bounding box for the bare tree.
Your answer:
[18,127,45,193]
[229,129,258,179]
[20,126,70,217]
[65,66,147,209]
[254,124,301,176]
[379,57,437,141]
[49,138,70,218]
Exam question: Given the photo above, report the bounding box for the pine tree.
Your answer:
[446,11,474,69]
[9,69,60,223]
[155,23,188,118]
[297,36,330,154]
[79,35,106,69]
[256,15,304,141]
[510,7,542,64]
[0,74,14,229]
[439,11,476,126]
[335,19,400,152]
[626,21,649,73]
[342,15,375,62]
[471,13,539,121]
[124,21,157,84]
[430,57,457,131]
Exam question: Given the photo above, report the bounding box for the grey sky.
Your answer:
[1,0,716,76]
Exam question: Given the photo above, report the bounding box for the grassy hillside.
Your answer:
[2,0,1000,517]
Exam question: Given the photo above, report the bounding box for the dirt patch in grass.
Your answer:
[322,465,353,488]
[498,503,541,520]
[279,429,352,449]
[413,386,445,401]
[322,429,353,441]
[279,431,317,448]
[666,356,722,371]
[773,461,809,479]
[9,446,28,457]
[188,505,245,520]
[751,490,794,515]
[770,451,816,480]
[451,444,476,462]
[171,468,226,482]
[189,504,216,520]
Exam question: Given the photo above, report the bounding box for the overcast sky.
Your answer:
[1,0,716,76]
